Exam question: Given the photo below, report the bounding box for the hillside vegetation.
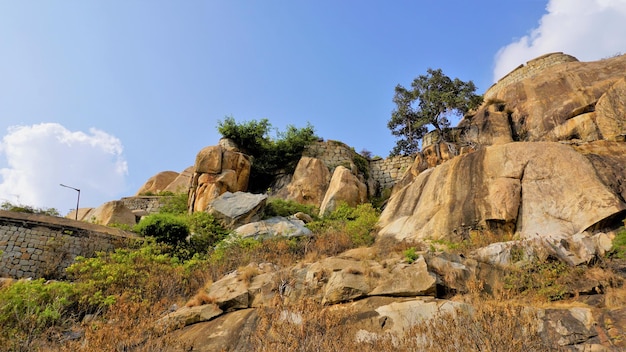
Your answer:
[1,193,625,350]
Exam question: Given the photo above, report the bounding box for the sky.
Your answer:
[0,0,625,215]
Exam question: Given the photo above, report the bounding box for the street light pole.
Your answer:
[60,184,80,220]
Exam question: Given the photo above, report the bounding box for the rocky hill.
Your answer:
[127,52,626,351]
[3,52,626,351]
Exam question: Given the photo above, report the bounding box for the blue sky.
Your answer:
[1,0,625,214]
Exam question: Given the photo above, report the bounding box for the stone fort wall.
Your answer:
[484,52,578,101]
[121,196,168,214]
[369,155,415,189]
[0,210,136,279]
[304,141,415,190]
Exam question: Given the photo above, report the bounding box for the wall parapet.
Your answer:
[0,210,136,279]
[485,52,578,101]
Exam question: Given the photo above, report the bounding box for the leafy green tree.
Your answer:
[388,68,482,155]
[217,116,318,192]
[217,117,272,156]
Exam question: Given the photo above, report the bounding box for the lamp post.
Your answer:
[60,184,80,220]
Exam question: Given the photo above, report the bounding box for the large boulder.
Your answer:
[377,142,626,242]
[135,171,179,196]
[319,166,367,216]
[169,308,258,352]
[474,53,626,143]
[163,166,194,194]
[84,200,136,226]
[274,156,331,207]
[208,192,268,229]
[188,145,251,212]
[234,216,312,239]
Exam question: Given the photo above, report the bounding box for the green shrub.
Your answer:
[504,257,570,301]
[352,153,370,179]
[158,192,189,215]
[217,116,318,192]
[134,213,190,246]
[403,247,419,264]
[264,198,318,219]
[107,222,134,231]
[0,279,76,349]
[1,201,60,217]
[187,212,230,253]
[67,240,205,309]
[209,237,262,265]
[308,202,379,247]
[608,226,626,259]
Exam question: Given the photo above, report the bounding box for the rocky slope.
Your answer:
[110,53,626,350]
[379,52,626,244]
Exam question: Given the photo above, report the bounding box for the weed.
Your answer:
[403,247,419,264]
[0,279,76,351]
[308,202,379,247]
[608,227,626,259]
[504,257,571,301]
[264,198,318,220]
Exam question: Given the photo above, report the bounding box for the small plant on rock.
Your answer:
[403,247,419,264]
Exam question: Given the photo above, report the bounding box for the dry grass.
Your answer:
[251,294,553,352]
[49,299,190,352]
[410,299,548,352]
[605,286,626,308]
[236,265,261,282]
[185,289,216,308]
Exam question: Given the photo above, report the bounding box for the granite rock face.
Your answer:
[378,142,626,242]
[188,145,252,213]
[319,165,368,217]
[379,53,626,243]
[135,171,179,196]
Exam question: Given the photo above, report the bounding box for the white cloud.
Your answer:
[0,123,128,214]
[493,0,626,82]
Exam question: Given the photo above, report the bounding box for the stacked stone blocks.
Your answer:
[0,210,135,279]
[304,140,415,190]
[121,196,168,214]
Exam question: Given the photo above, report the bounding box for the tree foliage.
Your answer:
[1,201,60,217]
[217,116,318,192]
[388,68,482,156]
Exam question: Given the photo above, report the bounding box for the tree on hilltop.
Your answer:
[388,68,483,156]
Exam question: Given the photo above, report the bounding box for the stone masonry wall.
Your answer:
[121,196,168,214]
[484,52,578,101]
[370,155,414,190]
[303,140,357,172]
[0,210,136,279]
[304,140,414,190]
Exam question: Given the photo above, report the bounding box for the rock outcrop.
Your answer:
[234,216,312,239]
[135,171,179,196]
[207,192,267,230]
[83,200,136,226]
[378,142,626,242]
[188,145,252,213]
[319,165,367,216]
[159,247,626,351]
[274,156,330,207]
[379,53,626,244]
[466,53,626,144]
[89,53,626,350]
[163,166,194,194]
